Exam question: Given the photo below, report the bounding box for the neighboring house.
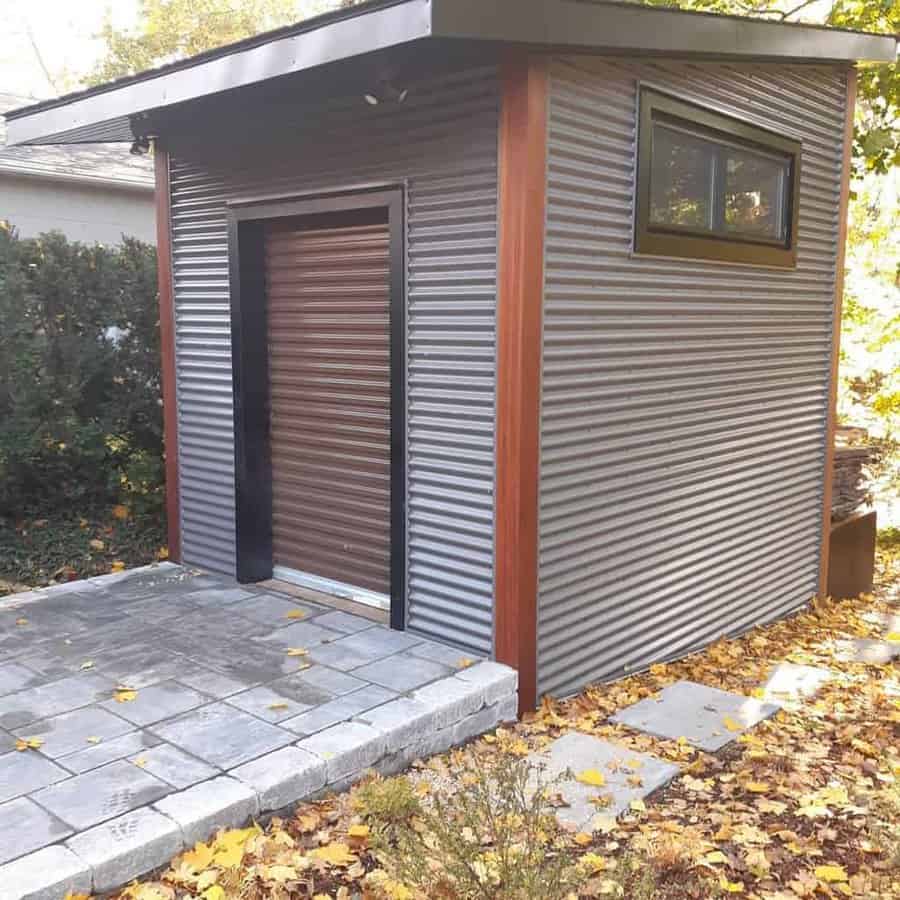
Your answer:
[5,0,895,710]
[0,92,155,243]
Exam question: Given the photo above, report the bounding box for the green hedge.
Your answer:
[0,225,163,519]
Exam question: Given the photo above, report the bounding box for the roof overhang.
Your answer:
[5,0,896,147]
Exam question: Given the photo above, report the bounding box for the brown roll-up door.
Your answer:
[265,209,391,596]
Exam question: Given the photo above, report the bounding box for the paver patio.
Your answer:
[0,563,517,894]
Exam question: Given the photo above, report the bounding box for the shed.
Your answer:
[6,0,894,710]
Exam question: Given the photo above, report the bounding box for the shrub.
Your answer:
[366,757,583,900]
[0,225,162,519]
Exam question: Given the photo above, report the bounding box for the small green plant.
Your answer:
[355,776,422,829]
[368,756,582,900]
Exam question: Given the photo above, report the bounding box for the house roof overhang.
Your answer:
[4,0,896,147]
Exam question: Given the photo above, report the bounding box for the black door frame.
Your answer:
[227,186,407,630]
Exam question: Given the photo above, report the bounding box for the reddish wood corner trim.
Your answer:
[154,143,181,563]
[818,67,857,599]
[494,54,548,713]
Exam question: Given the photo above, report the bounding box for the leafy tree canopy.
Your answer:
[87,0,359,86]
[642,0,898,175]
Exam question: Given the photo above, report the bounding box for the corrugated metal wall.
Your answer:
[167,66,499,654]
[538,58,847,697]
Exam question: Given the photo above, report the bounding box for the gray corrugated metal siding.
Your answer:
[538,58,846,698]
[168,66,499,654]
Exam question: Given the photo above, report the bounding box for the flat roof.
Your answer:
[5,0,896,147]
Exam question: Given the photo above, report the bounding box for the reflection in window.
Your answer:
[649,119,792,245]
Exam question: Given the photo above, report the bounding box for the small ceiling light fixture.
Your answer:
[129,136,151,156]
[363,79,409,107]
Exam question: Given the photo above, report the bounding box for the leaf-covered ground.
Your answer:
[0,508,167,596]
[85,545,899,900]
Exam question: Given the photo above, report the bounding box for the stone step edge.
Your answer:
[0,663,517,899]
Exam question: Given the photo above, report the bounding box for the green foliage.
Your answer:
[355,776,422,830]
[0,226,163,519]
[640,0,898,175]
[369,758,582,900]
[88,0,366,85]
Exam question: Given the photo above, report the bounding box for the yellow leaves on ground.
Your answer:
[89,538,105,551]
[815,864,849,883]
[15,737,44,751]
[120,883,174,900]
[157,546,169,560]
[211,825,260,868]
[742,781,770,794]
[286,647,308,656]
[722,716,743,732]
[114,687,138,703]
[111,560,126,573]
[347,824,370,839]
[576,769,606,787]
[112,504,130,520]
[285,609,306,620]
[718,877,745,892]
[457,657,474,668]
[15,617,28,626]
[885,631,899,642]
[310,842,358,866]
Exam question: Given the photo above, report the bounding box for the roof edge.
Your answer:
[5,0,896,148]
[0,162,154,192]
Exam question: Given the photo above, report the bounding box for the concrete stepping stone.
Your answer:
[761,662,832,703]
[526,732,679,830]
[834,638,900,665]
[611,681,780,752]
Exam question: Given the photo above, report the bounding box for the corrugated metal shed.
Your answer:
[166,66,499,655]
[537,57,846,698]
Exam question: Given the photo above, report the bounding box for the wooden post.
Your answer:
[818,67,857,598]
[494,54,548,713]
[154,142,181,563]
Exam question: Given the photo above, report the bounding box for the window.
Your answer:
[635,88,801,267]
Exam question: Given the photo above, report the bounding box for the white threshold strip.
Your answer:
[272,565,391,612]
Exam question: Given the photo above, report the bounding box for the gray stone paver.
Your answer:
[225,674,333,723]
[150,702,294,769]
[354,653,453,692]
[99,680,212,726]
[0,661,43,697]
[762,662,832,702]
[232,593,320,624]
[835,637,900,665]
[0,672,116,730]
[0,749,70,803]
[0,564,512,891]
[58,730,163,774]
[32,758,172,830]
[281,684,398,735]
[14,706,134,758]
[127,744,219,789]
[611,680,781,752]
[0,796,73,865]
[0,844,92,900]
[527,733,680,829]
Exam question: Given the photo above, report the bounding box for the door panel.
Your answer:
[265,209,392,596]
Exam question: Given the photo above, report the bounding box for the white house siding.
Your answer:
[537,58,847,698]
[166,65,500,655]
[0,174,155,244]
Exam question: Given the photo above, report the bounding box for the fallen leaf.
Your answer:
[576,769,607,787]
[268,703,290,712]
[815,865,848,883]
[158,547,169,560]
[348,824,370,839]
[286,648,308,657]
[311,842,358,866]
[180,841,216,872]
[886,631,900,642]
[134,756,148,768]
[15,617,28,626]
[704,851,728,865]
[86,736,101,744]
[285,609,306,620]
[80,660,94,670]
[457,657,474,668]
[574,832,593,846]
[114,687,138,703]
[723,716,743,732]
[629,798,646,813]
[89,538,105,551]
[719,878,745,893]
[15,737,44,751]
[112,504,130,520]
[110,560,126,573]
[743,781,770,793]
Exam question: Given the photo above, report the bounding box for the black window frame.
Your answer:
[634,87,802,268]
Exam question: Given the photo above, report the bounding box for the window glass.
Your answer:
[723,147,790,242]
[649,124,714,230]
[648,118,793,246]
